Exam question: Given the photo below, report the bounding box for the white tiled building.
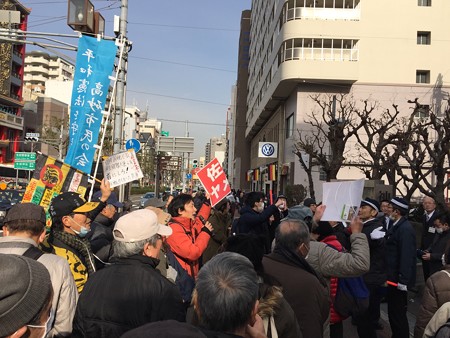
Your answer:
[237,0,450,200]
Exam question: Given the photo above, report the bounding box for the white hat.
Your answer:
[113,209,172,242]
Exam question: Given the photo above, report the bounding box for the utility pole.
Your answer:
[114,0,129,203]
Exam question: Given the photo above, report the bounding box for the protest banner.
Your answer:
[22,153,90,226]
[321,178,365,222]
[102,150,144,188]
[65,35,116,174]
[196,158,231,207]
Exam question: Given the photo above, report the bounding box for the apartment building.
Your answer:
[237,0,450,199]
[23,50,74,98]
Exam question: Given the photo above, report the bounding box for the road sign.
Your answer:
[186,173,192,180]
[125,138,141,153]
[157,136,194,153]
[159,156,182,171]
[14,152,36,170]
[161,130,169,137]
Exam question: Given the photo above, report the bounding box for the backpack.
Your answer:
[433,318,450,338]
[333,275,370,318]
[165,247,195,304]
[326,244,369,318]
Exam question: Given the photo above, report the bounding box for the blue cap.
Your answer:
[93,191,124,208]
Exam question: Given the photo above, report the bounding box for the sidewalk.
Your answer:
[342,288,422,337]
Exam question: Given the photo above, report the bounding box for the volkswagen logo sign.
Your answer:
[261,143,275,157]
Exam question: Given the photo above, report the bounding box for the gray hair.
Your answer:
[195,252,258,332]
[111,234,160,259]
[275,219,310,252]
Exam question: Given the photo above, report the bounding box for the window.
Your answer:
[418,0,431,6]
[414,104,430,119]
[416,70,430,84]
[417,31,431,45]
[286,114,294,138]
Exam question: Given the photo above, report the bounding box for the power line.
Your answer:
[127,89,230,106]
[130,56,236,73]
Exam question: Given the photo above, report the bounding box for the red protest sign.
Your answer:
[196,158,231,207]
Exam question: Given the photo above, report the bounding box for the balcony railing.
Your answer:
[282,46,358,62]
[286,7,360,21]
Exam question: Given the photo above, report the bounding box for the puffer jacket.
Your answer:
[72,255,185,338]
[167,202,211,278]
[320,235,346,324]
[414,267,450,338]
[258,282,302,338]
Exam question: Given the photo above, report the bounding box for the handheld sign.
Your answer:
[196,158,231,207]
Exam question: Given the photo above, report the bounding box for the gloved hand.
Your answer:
[397,283,408,292]
[370,226,386,240]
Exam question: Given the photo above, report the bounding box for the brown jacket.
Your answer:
[414,266,450,338]
[262,252,329,338]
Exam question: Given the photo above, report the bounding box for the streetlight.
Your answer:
[67,0,95,33]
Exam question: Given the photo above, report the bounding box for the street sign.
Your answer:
[14,152,36,170]
[159,156,182,171]
[161,130,169,137]
[125,138,141,153]
[157,136,194,153]
[186,173,192,180]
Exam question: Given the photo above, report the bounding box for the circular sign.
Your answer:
[40,164,63,188]
[261,143,275,157]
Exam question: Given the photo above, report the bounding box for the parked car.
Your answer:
[139,192,156,208]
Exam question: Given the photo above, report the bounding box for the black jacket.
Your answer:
[385,217,417,287]
[72,255,185,338]
[421,212,438,250]
[361,218,387,286]
[235,205,278,253]
[87,213,115,263]
[427,230,450,276]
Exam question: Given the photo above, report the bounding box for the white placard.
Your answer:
[321,179,365,222]
[102,150,144,188]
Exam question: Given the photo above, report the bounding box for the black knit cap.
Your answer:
[0,254,52,336]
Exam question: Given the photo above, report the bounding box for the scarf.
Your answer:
[272,245,327,288]
[52,230,96,275]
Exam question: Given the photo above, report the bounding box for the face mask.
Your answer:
[436,228,444,234]
[27,315,51,338]
[70,217,90,238]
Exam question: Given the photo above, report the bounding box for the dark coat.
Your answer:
[262,252,329,338]
[202,210,231,264]
[332,223,351,251]
[361,217,387,286]
[421,212,438,250]
[427,230,450,276]
[236,205,279,253]
[87,213,115,263]
[385,217,417,287]
[72,255,185,338]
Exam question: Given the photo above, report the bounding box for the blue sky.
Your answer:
[21,0,252,158]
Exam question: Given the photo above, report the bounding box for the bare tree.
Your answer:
[294,93,365,193]
[396,99,450,209]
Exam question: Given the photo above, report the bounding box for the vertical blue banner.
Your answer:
[65,35,116,174]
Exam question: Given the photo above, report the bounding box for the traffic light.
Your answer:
[24,133,39,142]
[192,159,198,168]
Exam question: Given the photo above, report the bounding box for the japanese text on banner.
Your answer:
[196,158,231,207]
[65,35,116,174]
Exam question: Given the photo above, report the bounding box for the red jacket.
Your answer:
[167,203,211,279]
[321,235,347,324]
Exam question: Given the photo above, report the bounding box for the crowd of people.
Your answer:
[0,182,449,338]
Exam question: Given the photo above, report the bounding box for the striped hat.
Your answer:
[390,197,409,212]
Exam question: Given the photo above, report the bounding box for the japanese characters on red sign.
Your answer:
[196,158,231,207]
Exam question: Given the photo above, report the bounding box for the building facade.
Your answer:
[0,0,29,173]
[23,50,74,99]
[236,0,450,200]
